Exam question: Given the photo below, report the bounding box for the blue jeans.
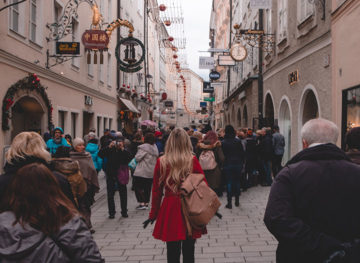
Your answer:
[223,164,243,200]
[263,160,273,185]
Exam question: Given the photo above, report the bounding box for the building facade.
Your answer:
[331,0,360,148]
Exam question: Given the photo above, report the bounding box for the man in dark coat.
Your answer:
[264,118,360,263]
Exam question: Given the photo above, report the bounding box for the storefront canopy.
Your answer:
[119,98,140,114]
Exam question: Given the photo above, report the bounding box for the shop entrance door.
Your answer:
[83,111,94,136]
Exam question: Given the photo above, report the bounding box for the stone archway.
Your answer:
[237,108,241,127]
[279,98,292,164]
[264,93,275,127]
[301,90,319,125]
[11,96,46,140]
[243,105,248,127]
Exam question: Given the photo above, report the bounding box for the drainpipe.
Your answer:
[144,0,148,96]
[117,0,121,90]
[227,0,233,97]
[258,9,264,128]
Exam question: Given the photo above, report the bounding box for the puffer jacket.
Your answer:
[0,211,104,263]
[85,142,103,172]
[134,143,159,179]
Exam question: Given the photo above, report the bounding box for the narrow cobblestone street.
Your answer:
[92,173,277,263]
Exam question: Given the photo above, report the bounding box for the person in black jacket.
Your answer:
[0,132,76,206]
[221,125,245,208]
[264,118,360,263]
[98,136,132,219]
[259,128,274,186]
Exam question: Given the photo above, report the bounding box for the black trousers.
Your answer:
[166,239,195,263]
[106,174,127,216]
[272,154,283,177]
[134,176,153,203]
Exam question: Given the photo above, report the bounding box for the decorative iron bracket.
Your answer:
[46,49,81,69]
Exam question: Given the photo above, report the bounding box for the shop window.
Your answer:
[58,110,66,131]
[109,118,113,130]
[344,87,360,130]
[97,116,102,137]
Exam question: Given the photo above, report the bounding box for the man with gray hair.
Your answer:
[264,118,360,263]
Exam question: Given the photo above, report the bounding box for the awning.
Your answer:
[119,98,140,114]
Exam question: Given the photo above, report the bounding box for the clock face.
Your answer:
[230,44,247,62]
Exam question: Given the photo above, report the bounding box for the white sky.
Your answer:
[182,0,212,81]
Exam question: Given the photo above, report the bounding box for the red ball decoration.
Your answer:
[161,92,167,101]
[159,4,166,11]
[36,78,40,82]
[32,81,35,84]
[127,85,130,89]
[123,84,126,87]
[168,36,174,42]
[173,54,178,59]
[33,73,37,78]
[164,20,171,26]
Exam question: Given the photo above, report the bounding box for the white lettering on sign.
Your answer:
[199,57,215,69]
[250,0,272,9]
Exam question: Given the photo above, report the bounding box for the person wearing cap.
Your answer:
[98,136,132,219]
[46,127,70,155]
[154,131,164,156]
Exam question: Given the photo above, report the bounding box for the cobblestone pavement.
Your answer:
[91,173,277,263]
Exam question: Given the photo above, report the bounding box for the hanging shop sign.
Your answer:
[200,102,207,108]
[218,55,236,66]
[82,30,109,50]
[250,0,272,9]
[288,70,299,85]
[164,100,174,108]
[199,56,215,69]
[115,37,146,73]
[56,42,80,55]
[209,71,221,81]
[204,97,215,102]
[203,82,214,93]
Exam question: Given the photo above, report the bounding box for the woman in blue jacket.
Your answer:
[85,132,103,173]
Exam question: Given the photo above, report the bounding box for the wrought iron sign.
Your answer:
[115,37,146,73]
[82,30,109,64]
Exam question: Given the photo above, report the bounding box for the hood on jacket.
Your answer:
[138,143,159,157]
[0,212,45,259]
[70,151,92,159]
[4,156,50,174]
[85,143,99,154]
[51,158,80,175]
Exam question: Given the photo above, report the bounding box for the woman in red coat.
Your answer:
[144,128,206,263]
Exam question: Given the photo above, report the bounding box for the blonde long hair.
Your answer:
[6,132,51,164]
[160,128,193,192]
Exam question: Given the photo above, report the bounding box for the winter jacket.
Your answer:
[70,152,99,193]
[221,136,245,166]
[129,140,143,158]
[98,146,132,177]
[0,157,75,206]
[149,156,207,242]
[85,143,103,172]
[198,141,225,190]
[264,143,360,263]
[46,138,70,155]
[51,158,87,206]
[155,139,165,155]
[272,132,285,156]
[346,149,360,165]
[134,143,159,179]
[0,211,104,263]
[259,134,274,161]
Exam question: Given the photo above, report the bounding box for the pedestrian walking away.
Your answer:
[0,163,104,263]
[264,118,360,263]
[133,132,159,210]
[144,128,207,263]
[272,125,285,177]
[221,125,245,208]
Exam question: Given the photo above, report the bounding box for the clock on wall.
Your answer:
[230,43,248,62]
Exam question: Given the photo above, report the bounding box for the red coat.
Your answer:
[149,156,207,242]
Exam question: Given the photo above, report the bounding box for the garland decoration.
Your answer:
[2,73,53,131]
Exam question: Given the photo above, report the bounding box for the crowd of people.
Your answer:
[0,118,360,262]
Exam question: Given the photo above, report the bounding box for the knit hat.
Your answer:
[54,127,64,134]
[72,137,84,148]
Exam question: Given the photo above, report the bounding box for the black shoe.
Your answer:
[121,213,128,218]
[109,215,115,219]
[225,203,232,209]
[90,228,96,234]
[235,199,240,207]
